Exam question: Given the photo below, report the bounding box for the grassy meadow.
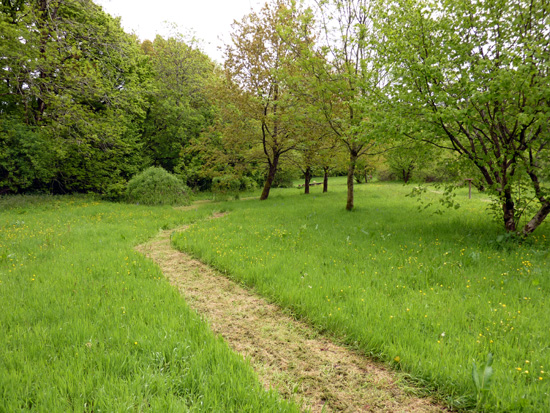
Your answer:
[0,196,296,411]
[172,178,550,411]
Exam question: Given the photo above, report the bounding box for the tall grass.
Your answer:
[173,178,550,411]
[0,195,295,411]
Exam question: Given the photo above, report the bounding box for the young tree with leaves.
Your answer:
[384,141,438,184]
[224,0,312,200]
[294,0,388,210]
[183,71,262,190]
[291,129,327,194]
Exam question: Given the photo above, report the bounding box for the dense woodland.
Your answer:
[1,0,549,234]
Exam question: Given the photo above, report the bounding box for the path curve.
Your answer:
[136,222,444,412]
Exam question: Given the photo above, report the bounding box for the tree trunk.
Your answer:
[304,166,312,194]
[522,168,550,235]
[346,151,358,211]
[323,167,329,193]
[260,154,279,201]
[36,0,50,123]
[502,188,517,232]
[522,202,550,236]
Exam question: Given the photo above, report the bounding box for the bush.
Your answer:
[101,181,128,202]
[211,175,259,201]
[212,175,241,200]
[239,176,258,191]
[0,118,55,194]
[376,168,397,182]
[127,167,190,206]
[272,168,297,188]
[417,163,461,183]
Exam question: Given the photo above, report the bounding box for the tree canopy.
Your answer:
[0,0,216,196]
[375,0,550,234]
[2,0,549,234]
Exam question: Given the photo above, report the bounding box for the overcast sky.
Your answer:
[94,0,265,63]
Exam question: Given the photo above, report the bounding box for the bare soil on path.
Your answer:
[136,215,445,412]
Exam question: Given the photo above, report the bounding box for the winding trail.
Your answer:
[136,215,444,412]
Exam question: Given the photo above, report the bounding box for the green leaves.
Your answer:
[376,0,550,235]
[126,166,190,206]
[0,0,155,195]
[222,0,315,199]
[472,353,494,408]
[141,35,215,173]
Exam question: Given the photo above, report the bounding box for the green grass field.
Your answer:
[2,180,549,411]
[0,196,296,412]
[172,178,550,412]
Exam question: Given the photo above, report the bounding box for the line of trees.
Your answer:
[1,0,216,197]
[2,0,549,235]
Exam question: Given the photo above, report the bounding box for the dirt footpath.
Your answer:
[136,224,444,412]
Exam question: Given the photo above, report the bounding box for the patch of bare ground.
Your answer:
[175,197,259,211]
[174,199,213,211]
[136,222,445,412]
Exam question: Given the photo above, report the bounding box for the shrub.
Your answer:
[0,118,55,194]
[272,168,297,188]
[211,175,259,201]
[239,176,258,191]
[376,168,397,182]
[127,167,190,206]
[101,180,128,201]
[212,175,241,200]
[417,163,461,183]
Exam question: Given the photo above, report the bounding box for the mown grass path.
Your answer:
[1,196,295,411]
[172,182,550,411]
[136,217,444,412]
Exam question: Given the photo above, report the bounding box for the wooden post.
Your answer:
[465,178,473,199]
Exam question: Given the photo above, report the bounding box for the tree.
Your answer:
[385,141,437,184]
[298,0,387,210]
[377,0,550,235]
[140,35,216,173]
[182,72,263,190]
[353,157,376,183]
[292,131,325,194]
[318,139,344,192]
[224,0,311,200]
[0,0,149,195]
